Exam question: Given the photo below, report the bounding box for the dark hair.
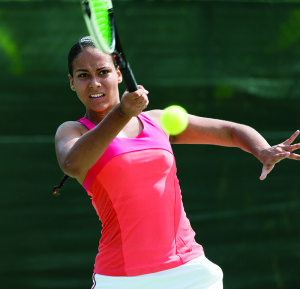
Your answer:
[52,175,70,195]
[68,36,120,77]
[53,37,121,195]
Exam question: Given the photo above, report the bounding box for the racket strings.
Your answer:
[90,0,113,48]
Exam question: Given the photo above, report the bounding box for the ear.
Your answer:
[117,67,123,84]
[68,74,76,91]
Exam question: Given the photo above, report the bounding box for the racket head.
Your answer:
[81,0,115,54]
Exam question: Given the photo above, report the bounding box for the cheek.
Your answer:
[104,74,120,89]
[74,79,88,90]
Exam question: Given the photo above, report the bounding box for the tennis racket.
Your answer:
[81,0,138,92]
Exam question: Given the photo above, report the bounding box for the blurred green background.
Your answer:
[0,0,299,288]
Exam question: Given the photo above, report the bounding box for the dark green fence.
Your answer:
[1,1,299,288]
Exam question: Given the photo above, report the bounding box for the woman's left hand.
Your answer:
[259,130,300,180]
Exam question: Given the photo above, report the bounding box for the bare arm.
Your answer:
[173,114,271,154]
[55,88,148,179]
[146,111,300,180]
[55,104,131,178]
[148,112,270,151]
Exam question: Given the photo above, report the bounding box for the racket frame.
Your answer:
[81,0,138,92]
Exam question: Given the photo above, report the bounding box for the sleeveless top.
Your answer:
[77,113,204,277]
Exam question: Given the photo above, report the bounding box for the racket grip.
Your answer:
[120,63,138,92]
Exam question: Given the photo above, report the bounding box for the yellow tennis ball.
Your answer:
[161,105,188,135]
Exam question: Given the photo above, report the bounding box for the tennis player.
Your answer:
[54,36,300,289]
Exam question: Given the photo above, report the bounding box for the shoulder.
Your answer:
[55,120,89,140]
[142,109,163,127]
[142,109,171,139]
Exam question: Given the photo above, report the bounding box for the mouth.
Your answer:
[90,93,105,100]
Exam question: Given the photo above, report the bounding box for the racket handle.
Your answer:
[120,63,138,92]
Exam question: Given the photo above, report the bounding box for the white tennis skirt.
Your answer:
[91,255,223,289]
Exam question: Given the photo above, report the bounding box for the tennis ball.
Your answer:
[161,105,188,135]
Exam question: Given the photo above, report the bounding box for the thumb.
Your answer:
[260,164,274,180]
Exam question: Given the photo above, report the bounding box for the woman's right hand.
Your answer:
[55,85,149,179]
[119,85,149,117]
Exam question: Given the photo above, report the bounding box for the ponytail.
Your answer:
[52,175,70,195]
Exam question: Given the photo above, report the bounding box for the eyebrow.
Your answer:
[75,66,109,73]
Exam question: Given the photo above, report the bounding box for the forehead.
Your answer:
[73,47,113,69]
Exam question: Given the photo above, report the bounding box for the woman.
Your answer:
[54,36,300,289]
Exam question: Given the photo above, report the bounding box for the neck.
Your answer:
[85,99,121,125]
[84,110,109,125]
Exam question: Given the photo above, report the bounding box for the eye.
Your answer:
[78,73,89,78]
[99,70,109,75]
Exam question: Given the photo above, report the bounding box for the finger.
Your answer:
[288,152,300,160]
[137,85,149,94]
[275,152,291,161]
[260,164,274,180]
[136,92,148,101]
[260,151,290,180]
[260,170,267,180]
[127,89,145,100]
[266,151,290,162]
[283,130,300,145]
[287,143,300,152]
[136,93,149,107]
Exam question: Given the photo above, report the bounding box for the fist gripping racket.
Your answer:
[81,0,138,92]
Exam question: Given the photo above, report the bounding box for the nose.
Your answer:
[89,76,101,88]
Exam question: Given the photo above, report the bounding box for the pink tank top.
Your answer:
[78,113,204,276]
